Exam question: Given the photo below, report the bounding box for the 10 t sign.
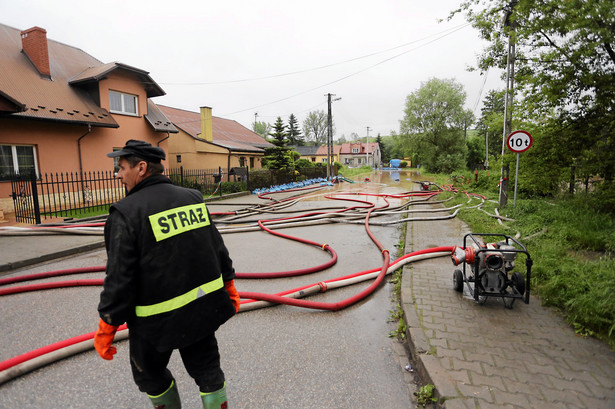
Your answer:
[507,130,533,153]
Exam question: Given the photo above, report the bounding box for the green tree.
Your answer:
[452,0,615,187]
[286,114,304,146]
[252,121,271,138]
[302,110,330,145]
[400,77,469,173]
[264,117,293,170]
[388,131,409,161]
[466,134,486,170]
[476,89,505,159]
[458,109,475,140]
[376,133,389,164]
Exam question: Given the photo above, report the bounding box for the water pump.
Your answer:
[450,233,532,309]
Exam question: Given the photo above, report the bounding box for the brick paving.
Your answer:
[402,205,615,408]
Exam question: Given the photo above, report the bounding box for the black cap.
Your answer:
[107,140,166,162]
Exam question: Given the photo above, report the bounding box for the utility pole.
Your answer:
[498,0,517,208]
[326,93,341,180]
[365,126,371,167]
[327,94,334,180]
[485,131,489,169]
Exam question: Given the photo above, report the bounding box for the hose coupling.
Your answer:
[318,282,327,292]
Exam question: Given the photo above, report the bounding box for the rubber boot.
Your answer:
[200,384,228,409]
[148,380,181,409]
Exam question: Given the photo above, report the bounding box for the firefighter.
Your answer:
[94,140,240,409]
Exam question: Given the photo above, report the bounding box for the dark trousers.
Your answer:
[129,331,225,395]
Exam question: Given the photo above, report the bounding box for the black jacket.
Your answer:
[98,175,236,350]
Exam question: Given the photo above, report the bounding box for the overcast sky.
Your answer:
[3,0,504,140]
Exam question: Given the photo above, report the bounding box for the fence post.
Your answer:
[180,166,184,187]
[219,166,223,197]
[80,171,86,208]
[30,172,41,224]
[245,166,250,193]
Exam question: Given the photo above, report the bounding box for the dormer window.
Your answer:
[109,90,138,116]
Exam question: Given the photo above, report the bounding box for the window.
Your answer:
[111,147,122,173]
[352,148,359,153]
[109,90,138,116]
[0,144,38,179]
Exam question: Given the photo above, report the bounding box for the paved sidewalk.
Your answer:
[401,205,615,409]
[0,234,104,273]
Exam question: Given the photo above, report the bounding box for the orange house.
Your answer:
[0,24,177,215]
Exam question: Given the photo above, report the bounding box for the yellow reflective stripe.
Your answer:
[135,275,224,317]
[149,203,210,242]
[147,380,175,399]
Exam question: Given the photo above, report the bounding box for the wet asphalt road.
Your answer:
[0,175,422,408]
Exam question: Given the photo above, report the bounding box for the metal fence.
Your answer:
[9,165,331,223]
[11,170,126,224]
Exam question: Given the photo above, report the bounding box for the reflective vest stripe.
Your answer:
[149,202,210,242]
[135,275,224,317]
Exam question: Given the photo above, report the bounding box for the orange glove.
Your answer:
[94,318,119,360]
[224,280,241,313]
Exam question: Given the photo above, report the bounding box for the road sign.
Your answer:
[507,130,533,153]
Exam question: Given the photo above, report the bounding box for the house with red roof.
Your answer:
[157,105,273,171]
[339,142,381,168]
[0,24,176,214]
[291,145,341,164]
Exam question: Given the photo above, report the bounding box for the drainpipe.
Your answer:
[77,124,92,209]
[157,132,170,166]
[77,124,92,176]
[227,149,231,182]
[157,132,170,147]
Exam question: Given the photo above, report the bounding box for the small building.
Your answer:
[291,145,341,164]
[158,105,273,171]
[339,142,381,167]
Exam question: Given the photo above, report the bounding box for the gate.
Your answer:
[10,173,41,224]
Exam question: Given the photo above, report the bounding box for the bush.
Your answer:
[221,181,246,194]
[295,158,314,168]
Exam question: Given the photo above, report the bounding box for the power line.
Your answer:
[221,24,470,117]
[161,23,470,86]
[472,68,490,115]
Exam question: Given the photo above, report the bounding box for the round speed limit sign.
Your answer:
[507,130,533,153]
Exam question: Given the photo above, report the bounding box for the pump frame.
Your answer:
[455,233,533,309]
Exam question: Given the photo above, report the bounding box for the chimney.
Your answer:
[200,106,213,142]
[21,27,51,78]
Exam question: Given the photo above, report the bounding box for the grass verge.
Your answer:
[436,172,615,348]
